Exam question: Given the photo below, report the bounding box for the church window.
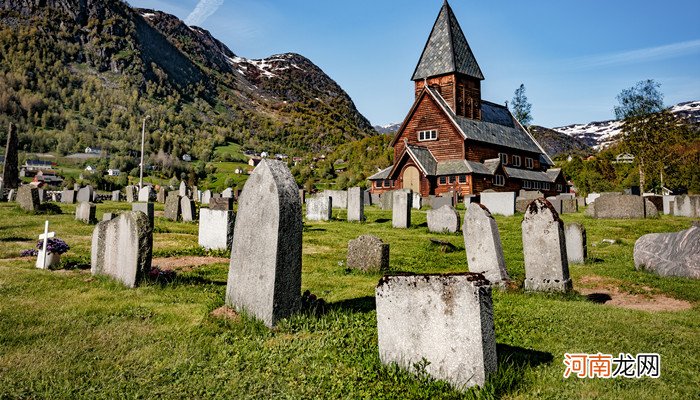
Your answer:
[418,130,438,141]
[494,175,505,186]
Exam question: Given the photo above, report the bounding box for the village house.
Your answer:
[107,168,120,176]
[369,1,567,198]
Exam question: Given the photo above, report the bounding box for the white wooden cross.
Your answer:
[36,220,55,270]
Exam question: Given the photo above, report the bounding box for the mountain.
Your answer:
[0,0,377,161]
[373,122,402,135]
[552,100,700,149]
[528,125,592,158]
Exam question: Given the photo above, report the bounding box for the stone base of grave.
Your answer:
[36,251,60,270]
[524,278,572,292]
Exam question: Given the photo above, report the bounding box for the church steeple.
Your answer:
[412,1,483,120]
[411,0,484,81]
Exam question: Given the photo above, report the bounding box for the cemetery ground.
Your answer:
[0,202,698,399]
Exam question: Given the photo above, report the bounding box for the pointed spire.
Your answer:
[411,1,484,81]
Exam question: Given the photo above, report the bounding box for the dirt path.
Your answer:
[576,275,693,312]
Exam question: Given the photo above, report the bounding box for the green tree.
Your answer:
[511,84,533,126]
[614,79,664,120]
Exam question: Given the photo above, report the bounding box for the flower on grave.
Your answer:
[20,248,39,257]
[35,238,70,255]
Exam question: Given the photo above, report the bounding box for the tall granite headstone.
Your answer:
[16,185,40,211]
[564,223,587,264]
[75,201,96,223]
[164,193,181,221]
[61,189,76,204]
[180,196,196,222]
[347,187,365,222]
[225,159,302,328]
[392,190,412,229]
[125,185,137,203]
[463,203,510,286]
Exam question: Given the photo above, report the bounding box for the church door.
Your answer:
[403,166,421,194]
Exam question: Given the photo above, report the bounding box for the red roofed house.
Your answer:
[369,1,567,198]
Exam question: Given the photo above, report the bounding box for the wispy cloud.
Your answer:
[571,39,700,69]
[185,0,224,26]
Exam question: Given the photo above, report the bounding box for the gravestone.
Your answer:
[75,201,96,223]
[132,202,154,228]
[111,190,121,202]
[346,235,389,272]
[201,190,212,205]
[634,225,700,279]
[392,190,412,228]
[210,196,233,211]
[522,199,571,292]
[138,186,151,202]
[463,195,476,206]
[585,194,651,219]
[225,159,302,328]
[306,196,332,221]
[61,189,76,204]
[180,196,196,222]
[463,203,509,286]
[1,123,20,189]
[644,199,659,218]
[125,186,137,203]
[157,187,166,203]
[0,180,4,201]
[73,183,80,191]
[412,192,422,210]
[91,211,153,288]
[7,189,16,202]
[371,193,381,206]
[363,190,371,206]
[576,197,586,208]
[561,198,578,214]
[376,273,497,390]
[427,205,460,233]
[323,190,348,209]
[299,189,306,205]
[480,191,516,216]
[429,195,452,210]
[673,195,700,218]
[564,223,587,264]
[380,191,393,210]
[519,190,543,200]
[37,189,46,204]
[546,196,563,214]
[586,193,600,204]
[102,212,118,222]
[17,186,40,211]
[199,208,235,250]
[179,181,187,197]
[164,194,181,221]
[347,187,365,222]
[643,195,663,213]
[662,195,675,215]
[221,188,233,198]
[76,186,94,203]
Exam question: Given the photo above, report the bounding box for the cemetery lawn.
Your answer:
[0,202,698,399]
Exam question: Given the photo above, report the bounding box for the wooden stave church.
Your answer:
[368,1,567,198]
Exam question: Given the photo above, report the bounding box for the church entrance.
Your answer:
[403,166,421,193]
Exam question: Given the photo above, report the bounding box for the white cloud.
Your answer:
[572,39,700,69]
[185,0,225,26]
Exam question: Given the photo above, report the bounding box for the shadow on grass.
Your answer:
[175,274,227,286]
[0,236,31,242]
[374,218,391,223]
[486,343,554,397]
[329,296,376,313]
[586,293,613,304]
[304,227,327,232]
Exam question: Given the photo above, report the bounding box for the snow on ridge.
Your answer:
[141,12,156,19]
[224,53,306,78]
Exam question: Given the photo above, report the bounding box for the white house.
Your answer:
[182,154,192,162]
[84,165,95,172]
[107,169,120,176]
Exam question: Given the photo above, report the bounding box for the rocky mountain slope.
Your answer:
[528,125,592,158]
[552,100,700,149]
[0,0,376,159]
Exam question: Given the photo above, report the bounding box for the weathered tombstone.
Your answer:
[1,123,20,189]
[429,195,452,210]
[346,235,389,272]
[75,201,96,223]
[634,225,700,279]
[576,197,586,208]
[225,159,302,328]
[586,194,647,219]
[463,203,509,286]
[564,223,587,264]
[561,198,578,214]
[643,195,663,213]
[392,190,412,228]
[17,185,40,212]
[210,196,233,211]
[306,196,332,221]
[61,189,76,204]
[519,190,544,200]
[7,188,16,202]
[180,196,196,222]
[673,195,700,218]
[546,196,563,214]
[380,191,394,210]
[73,183,80,191]
[412,192,422,210]
[125,186,137,203]
[522,199,571,292]
[132,202,154,228]
[35,220,56,269]
[102,212,118,221]
[91,211,153,288]
[480,191,516,216]
[515,199,530,213]
[371,193,381,206]
[427,205,460,233]
[157,187,166,203]
[179,181,187,197]
[644,199,659,218]
[164,193,181,221]
[324,190,348,209]
[363,190,371,206]
[662,195,675,215]
[347,187,365,222]
[193,186,199,201]
[76,186,94,203]
[586,193,600,204]
[221,187,233,198]
[376,273,497,390]
[111,190,120,202]
[201,190,212,205]
[199,208,236,250]
[138,186,151,202]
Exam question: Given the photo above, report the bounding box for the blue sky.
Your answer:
[128,0,700,128]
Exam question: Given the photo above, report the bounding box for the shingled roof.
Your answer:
[412,1,484,81]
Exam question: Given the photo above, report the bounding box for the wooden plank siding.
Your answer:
[465,142,542,170]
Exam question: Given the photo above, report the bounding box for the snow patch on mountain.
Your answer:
[226,53,305,80]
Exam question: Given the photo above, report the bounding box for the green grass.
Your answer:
[0,202,698,399]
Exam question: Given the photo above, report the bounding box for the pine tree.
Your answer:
[511,84,533,126]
